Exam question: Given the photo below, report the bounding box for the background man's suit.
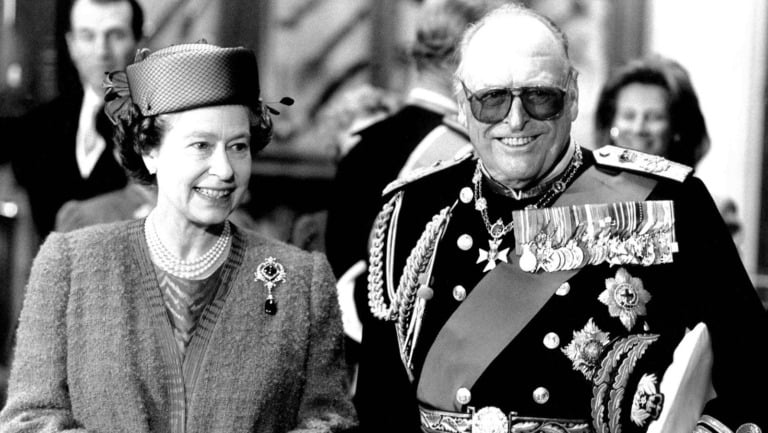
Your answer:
[10,91,128,239]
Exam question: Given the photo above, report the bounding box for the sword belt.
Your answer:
[419,405,592,433]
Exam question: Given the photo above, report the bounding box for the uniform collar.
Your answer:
[480,138,577,200]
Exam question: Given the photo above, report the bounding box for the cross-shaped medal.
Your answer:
[477,237,510,272]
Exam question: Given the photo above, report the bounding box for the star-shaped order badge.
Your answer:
[598,267,651,331]
[477,237,510,272]
[562,318,610,381]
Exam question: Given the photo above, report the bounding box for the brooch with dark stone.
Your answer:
[255,257,286,315]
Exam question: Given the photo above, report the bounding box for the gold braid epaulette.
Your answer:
[396,206,451,341]
[367,191,451,328]
[368,193,401,321]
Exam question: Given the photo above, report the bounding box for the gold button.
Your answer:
[456,387,472,405]
[735,423,762,433]
[555,282,570,296]
[532,386,550,404]
[457,234,473,251]
[417,285,434,300]
[453,285,467,301]
[543,332,560,349]
[459,187,473,204]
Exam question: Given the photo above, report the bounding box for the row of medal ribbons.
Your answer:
[512,201,677,273]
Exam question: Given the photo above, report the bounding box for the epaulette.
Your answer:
[593,145,692,183]
[383,147,474,197]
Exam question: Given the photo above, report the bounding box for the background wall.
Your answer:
[647,0,768,281]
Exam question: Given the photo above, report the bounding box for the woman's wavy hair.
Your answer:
[594,55,710,167]
[113,102,273,185]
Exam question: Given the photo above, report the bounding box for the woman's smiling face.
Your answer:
[143,104,252,229]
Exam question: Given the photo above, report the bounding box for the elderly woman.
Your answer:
[594,55,710,167]
[0,42,356,433]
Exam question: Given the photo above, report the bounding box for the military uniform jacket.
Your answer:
[355,146,768,433]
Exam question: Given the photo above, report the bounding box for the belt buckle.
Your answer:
[469,406,508,433]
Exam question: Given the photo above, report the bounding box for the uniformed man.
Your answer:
[355,4,768,433]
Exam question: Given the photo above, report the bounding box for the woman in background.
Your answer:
[0,41,355,433]
[595,54,743,247]
[594,54,710,167]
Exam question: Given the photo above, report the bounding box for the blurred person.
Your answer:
[357,4,768,432]
[319,83,402,161]
[325,0,506,348]
[9,0,143,239]
[0,42,356,433]
[287,84,401,254]
[594,54,710,168]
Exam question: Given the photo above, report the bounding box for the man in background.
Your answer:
[10,0,143,239]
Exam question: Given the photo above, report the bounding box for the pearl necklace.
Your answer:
[145,215,231,280]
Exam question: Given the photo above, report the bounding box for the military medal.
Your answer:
[598,267,651,330]
[514,200,677,272]
[470,147,583,273]
[562,318,610,381]
[472,167,514,273]
[255,257,286,315]
[476,222,511,272]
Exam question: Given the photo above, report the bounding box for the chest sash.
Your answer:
[416,166,660,411]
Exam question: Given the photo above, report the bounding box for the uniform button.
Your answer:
[543,332,560,349]
[453,285,467,301]
[457,234,473,251]
[555,282,570,296]
[459,187,474,203]
[456,387,472,405]
[417,285,434,300]
[532,387,550,404]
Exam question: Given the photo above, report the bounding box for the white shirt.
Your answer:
[75,87,107,179]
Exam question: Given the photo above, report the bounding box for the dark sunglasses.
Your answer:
[461,73,571,123]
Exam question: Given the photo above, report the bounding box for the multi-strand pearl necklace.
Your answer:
[145,215,231,280]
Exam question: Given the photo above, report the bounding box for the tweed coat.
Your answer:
[0,219,356,433]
